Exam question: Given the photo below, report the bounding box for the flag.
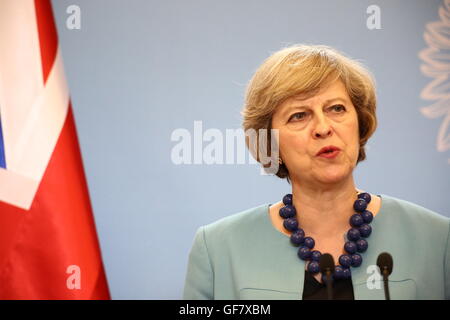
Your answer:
[0,0,110,299]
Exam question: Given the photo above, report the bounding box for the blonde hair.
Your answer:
[241,44,377,182]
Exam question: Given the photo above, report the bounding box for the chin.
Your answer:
[317,167,352,184]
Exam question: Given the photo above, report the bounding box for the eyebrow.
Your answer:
[281,97,349,116]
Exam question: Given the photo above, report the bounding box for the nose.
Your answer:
[313,116,332,138]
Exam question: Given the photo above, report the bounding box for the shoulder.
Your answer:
[203,203,270,234]
[380,194,449,223]
[379,194,450,237]
[198,203,271,250]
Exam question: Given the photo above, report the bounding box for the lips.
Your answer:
[316,145,341,156]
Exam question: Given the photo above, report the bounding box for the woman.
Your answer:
[183,44,450,300]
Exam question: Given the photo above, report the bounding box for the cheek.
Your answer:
[278,133,306,161]
[343,115,359,142]
[346,124,360,158]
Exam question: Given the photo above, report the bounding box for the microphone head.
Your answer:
[376,252,393,275]
[319,253,335,274]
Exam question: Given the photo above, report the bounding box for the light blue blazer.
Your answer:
[183,194,450,300]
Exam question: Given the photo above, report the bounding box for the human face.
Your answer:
[271,80,360,186]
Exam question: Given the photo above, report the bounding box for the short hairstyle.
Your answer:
[241,44,377,182]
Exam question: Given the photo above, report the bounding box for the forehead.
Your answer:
[286,80,350,107]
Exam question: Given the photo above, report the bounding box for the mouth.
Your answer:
[316,145,341,158]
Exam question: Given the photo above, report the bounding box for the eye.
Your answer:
[288,111,309,122]
[329,104,346,113]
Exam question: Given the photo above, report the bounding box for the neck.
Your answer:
[290,175,358,239]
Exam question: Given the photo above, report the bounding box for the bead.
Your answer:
[353,199,368,212]
[297,246,311,260]
[358,224,372,238]
[356,239,368,252]
[279,205,296,219]
[357,192,371,203]
[310,250,322,262]
[283,194,293,205]
[351,253,363,267]
[279,192,374,277]
[334,266,345,279]
[307,261,320,273]
[350,213,364,227]
[303,237,315,249]
[342,267,352,279]
[290,229,305,246]
[361,210,374,224]
[344,241,357,254]
[283,217,298,231]
[339,254,352,268]
[347,228,361,241]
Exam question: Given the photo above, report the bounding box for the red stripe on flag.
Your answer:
[34,0,58,84]
[0,106,110,299]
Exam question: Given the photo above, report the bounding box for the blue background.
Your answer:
[51,0,449,299]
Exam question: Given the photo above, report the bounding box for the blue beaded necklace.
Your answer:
[279,192,374,281]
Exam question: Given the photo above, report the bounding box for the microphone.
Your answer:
[319,253,335,300]
[376,252,393,300]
